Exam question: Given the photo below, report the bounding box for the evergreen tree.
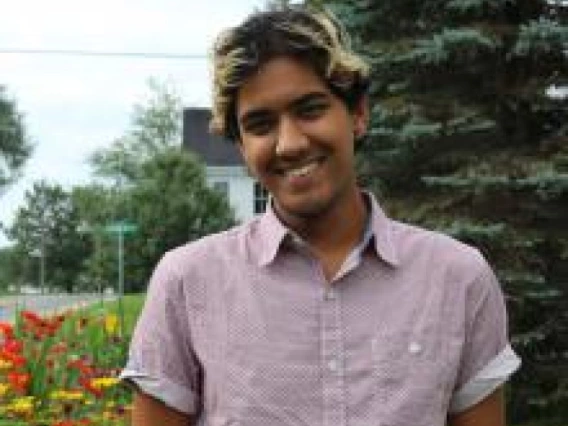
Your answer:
[310,0,568,422]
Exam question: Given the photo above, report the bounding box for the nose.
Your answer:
[275,115,309,157]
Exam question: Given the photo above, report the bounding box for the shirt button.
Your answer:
[328,359,340,372]
[409,342,422,354]
[324,289,337,301]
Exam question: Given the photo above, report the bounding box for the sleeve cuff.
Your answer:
[119,368,198,415]
[449,343,521,413]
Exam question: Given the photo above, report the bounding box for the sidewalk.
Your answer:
[0,293,117,322]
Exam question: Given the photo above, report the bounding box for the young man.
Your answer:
[121,6,520,426]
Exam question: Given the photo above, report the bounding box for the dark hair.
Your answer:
[210,6,370,142]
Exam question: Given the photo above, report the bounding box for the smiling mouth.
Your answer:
[275,157,325,178]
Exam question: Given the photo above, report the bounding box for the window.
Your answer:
[213,181,229,197]
[254,182,269,214]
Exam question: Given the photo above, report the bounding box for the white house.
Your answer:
[183,108,269,222]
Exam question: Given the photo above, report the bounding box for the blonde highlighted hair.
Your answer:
[210,5,370,141]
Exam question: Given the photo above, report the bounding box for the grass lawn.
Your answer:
[81,293,146,336]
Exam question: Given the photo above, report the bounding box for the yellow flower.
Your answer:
[0,382,9,397]
[6,396,35,415]
[90,377,120,390]
[104,313,119,335]
[50,389,85,401]
[0,359,13,370]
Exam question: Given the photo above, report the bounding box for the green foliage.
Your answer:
[89,78,182,180]
[0,86,32,194]
[121,148,235,291]
[4,79,236,298]
[80,81,236,293]
[83,294,145,335]
[0,247,17,291]
[313,0,568,422]
[513,18,568,57]
[7,181,89,293]
[71,184,120,293]
[72,151,236,294]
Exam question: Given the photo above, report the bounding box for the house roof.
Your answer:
[182,107,243,166]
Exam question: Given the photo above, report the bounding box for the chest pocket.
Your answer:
[371,330,456,426]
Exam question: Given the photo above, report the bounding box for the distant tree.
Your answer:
[89,78,182,181]
[0,86,32,195]
[121,148,235,292]
[265,0,294,8]
[311,0,567,422]
[7,181,89,293]
[0,246,17,291]
[71,184,118,293]
[85,80,235,292]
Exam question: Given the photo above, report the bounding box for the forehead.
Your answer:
[236,56,330,117]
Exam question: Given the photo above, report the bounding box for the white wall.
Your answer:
[206,166,255,222]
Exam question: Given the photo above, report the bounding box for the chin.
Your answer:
[277,196,333,220]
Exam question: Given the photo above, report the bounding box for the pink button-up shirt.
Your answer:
[121,193,520,426]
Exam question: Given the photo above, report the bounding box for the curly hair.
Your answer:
[209,5,370,142]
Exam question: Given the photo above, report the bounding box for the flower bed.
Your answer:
[0,307,131,425]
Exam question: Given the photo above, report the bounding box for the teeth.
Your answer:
[286,161,318,177]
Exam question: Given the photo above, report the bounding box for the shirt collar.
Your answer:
[254,202,289,267]
[366,192,400,267]
[252,191,400,268]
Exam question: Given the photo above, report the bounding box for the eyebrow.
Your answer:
[289,92,329,109]
[239,91,330,127]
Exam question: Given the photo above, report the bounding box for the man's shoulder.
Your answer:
[158,218,260,275]
[388,219,486,271]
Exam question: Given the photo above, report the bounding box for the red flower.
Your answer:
[21,310,42,324]
[50,341,68,354]
[0,322,14,339]
[3,338,23,354]
[0,348,26,367]
[68,358,94,376]
[8,371,31,392]
[79,377,103,398]
[52,419,92,426]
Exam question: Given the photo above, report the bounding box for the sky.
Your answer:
[0,0,268,247]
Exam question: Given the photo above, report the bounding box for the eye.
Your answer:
[242,117,276,136]
[245,121,273,136]
[295,101,328,120]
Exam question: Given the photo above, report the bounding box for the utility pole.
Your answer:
[77,221,104,302]
[30,232,46,295]
[117,220,125,336]
[39,237,46,294]
[116,153,126,336]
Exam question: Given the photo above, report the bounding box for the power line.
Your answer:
[0,48,208,60]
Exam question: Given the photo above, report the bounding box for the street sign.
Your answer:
[104,221,138,235]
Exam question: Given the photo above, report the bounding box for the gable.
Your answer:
[182,107,243,166]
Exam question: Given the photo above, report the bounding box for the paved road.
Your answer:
[0,293,116,322]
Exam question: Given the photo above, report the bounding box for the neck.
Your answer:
[275,189,368,256]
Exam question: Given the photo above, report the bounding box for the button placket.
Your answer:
[320,286,346,426]
[324,288,337,301]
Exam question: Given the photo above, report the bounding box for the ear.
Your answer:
[237,142,257,178]
[237,142,248,166]
[352,96,370,139]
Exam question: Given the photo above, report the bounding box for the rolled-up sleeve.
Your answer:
[449,254,521,413]
[120,251,201,415]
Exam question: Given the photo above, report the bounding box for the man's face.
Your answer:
[236,56,368,221]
